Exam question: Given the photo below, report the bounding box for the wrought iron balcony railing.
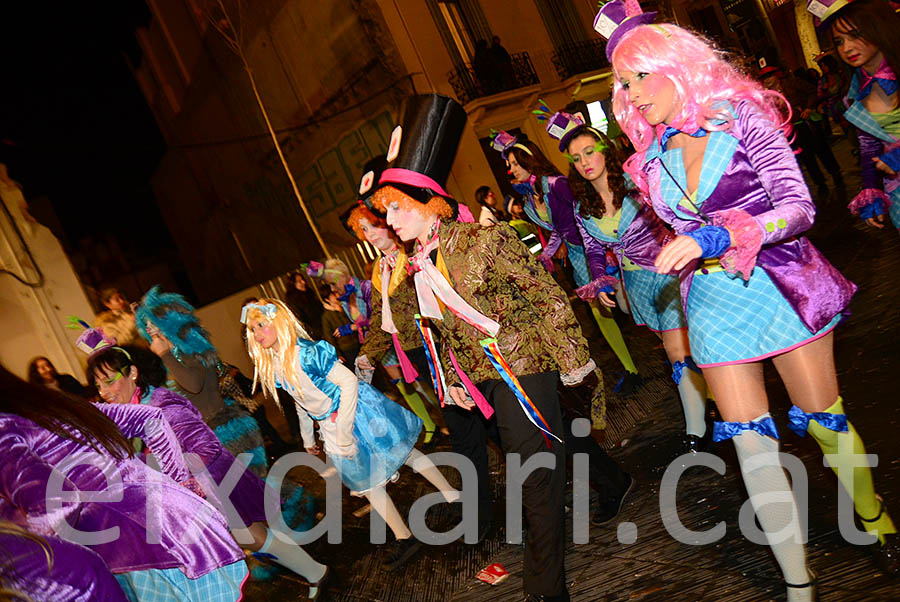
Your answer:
[551,39,610,81]
[448,51,539,105]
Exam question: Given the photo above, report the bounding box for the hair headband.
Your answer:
[241,303,277,325]
[112,346,132,362]
[511,143,534,156]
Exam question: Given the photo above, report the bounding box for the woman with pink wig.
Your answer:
[596,0,897,596]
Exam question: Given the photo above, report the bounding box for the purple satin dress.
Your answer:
[1,530,128,601]
[143,386,270,527]
[0,404,244,579]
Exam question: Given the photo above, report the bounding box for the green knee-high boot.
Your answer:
[589,303,638,375]
[396,380,436,443]
[792,397,896,543]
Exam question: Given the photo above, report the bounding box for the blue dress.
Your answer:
[278,339,422,493]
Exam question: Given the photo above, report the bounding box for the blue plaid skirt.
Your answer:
[565,242,591,288]
[686,268,841,366]
[622,267,685,332]
[115,560,248,602]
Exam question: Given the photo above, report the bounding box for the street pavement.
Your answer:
[243,135,900,601]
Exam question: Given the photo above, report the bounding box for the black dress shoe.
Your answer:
[859,496,900,576]
[681,428,713,455]
[871,532,900,576]
[309,565,332,601]
[785,569,818,602]
[593,473,634,525]
[384,537,422,571]
[613,372,643,397]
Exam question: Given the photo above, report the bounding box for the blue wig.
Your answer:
[135,286,217,363]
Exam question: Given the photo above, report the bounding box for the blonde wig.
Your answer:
[322,258,352,287]
[244,298,312,407]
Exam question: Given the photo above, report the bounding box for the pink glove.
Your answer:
[575,276,619,301]
[538,251,555,273]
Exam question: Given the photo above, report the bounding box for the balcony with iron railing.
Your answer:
[447,51,540,105]
[551,39,610,81]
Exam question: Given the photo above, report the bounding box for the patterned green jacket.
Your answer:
[360,256,424,363]
[431,221,591,386]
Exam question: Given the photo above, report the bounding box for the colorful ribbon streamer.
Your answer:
[415,315,444,404]
[481,337,558,447]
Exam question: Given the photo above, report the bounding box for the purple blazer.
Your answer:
[642,101,856,333]
[577,194,672,279]
[1,531,128,601]
[142,386,270,527]
[0,404,243,579]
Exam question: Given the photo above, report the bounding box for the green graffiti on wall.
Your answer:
[294,110,395,217]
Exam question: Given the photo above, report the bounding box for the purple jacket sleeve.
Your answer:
[858,128,884,191]
[0,430,81,535]
[547,177,583,246]
[1,532,129,602]
[95,402,191,482]
[576,213,610,279]
[738,102,816,245]
[359,279,373,319]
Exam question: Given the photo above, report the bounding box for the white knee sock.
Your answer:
[365,487,412,540]
[732,417,812,602]
[258,528,326,582]
[406,448,460,503]
[677,367,707,437]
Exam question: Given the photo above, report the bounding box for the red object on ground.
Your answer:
[476,563,510,586]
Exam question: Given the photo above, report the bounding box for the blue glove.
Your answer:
[337,283,355,302]
[337,323,355,337]
[685,226,731,258]
[879,147,900,174]
[859,198,885,220]
[512,181,535,196]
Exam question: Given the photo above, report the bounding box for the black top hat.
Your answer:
[378,94,467,204]
[358,155,388,212]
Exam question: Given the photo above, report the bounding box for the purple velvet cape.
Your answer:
[0,404,243,579]
[642,100,856,333]
[144,387,270,528]
[1,531,128,601]
[577,194,672,278]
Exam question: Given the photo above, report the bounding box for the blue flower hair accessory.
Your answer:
[240,303,278,324]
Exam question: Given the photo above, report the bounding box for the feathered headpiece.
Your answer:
[135,286,217,363]
[67,316,117,357]
[535,102,596,152]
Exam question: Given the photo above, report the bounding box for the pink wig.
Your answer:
[610,24,790,196]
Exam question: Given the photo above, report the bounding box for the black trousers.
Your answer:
[560,405,628,502]
[406,347,497,525]
[477,371,567,598]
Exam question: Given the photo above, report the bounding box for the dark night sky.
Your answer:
[0,2,173,279]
